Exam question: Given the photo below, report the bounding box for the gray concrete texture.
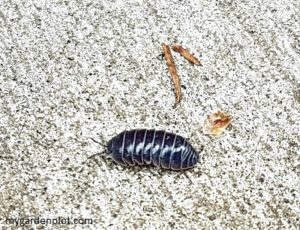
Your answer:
[0,0,299,229]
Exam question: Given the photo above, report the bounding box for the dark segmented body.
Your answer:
[107,129,199,170]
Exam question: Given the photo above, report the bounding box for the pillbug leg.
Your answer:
[183,172,193,183]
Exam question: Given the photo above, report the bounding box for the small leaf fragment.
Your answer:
[203,111,232,136]
[162,43,182,104]
[171,44,201,66]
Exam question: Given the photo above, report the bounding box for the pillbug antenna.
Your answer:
[90,137,107,148]
[84,137,107,164]
[81,149,106,172]
[86,150,106,161]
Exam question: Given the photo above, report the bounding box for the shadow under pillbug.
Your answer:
[102,129,200,170]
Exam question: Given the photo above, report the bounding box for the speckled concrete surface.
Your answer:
[0,0,300,229]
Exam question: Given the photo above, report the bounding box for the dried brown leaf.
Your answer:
[162,43,182,104]
[171,44,201,66]
[203,111,232,136]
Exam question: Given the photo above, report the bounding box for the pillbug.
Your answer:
[92,129,200,170]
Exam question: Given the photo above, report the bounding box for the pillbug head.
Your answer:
[106,133,127,165]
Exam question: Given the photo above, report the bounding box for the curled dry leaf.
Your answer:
[203,111,232,136]
[171,44,201,66]
[162,43,182,104]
